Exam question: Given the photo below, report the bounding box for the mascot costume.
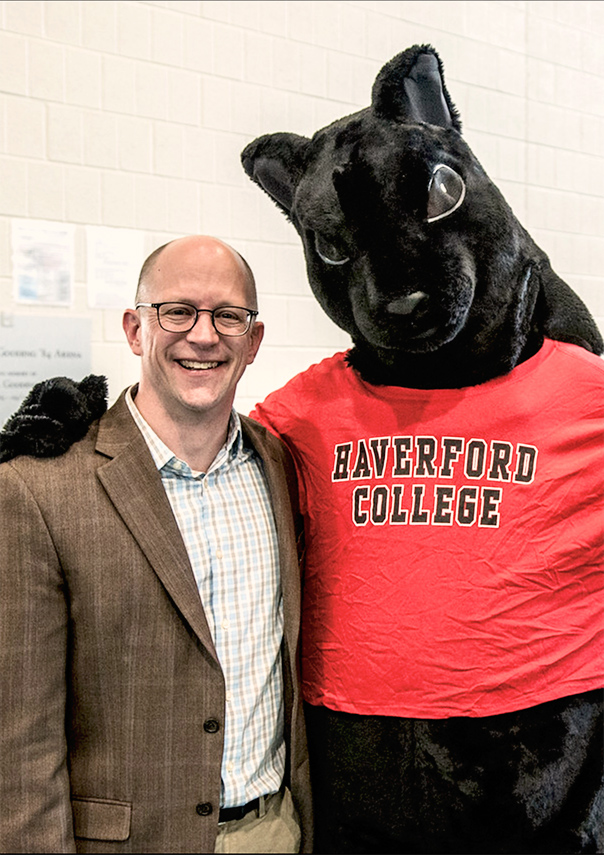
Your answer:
[2,45,603,854]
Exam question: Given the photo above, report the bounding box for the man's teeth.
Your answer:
[179,359,219,370]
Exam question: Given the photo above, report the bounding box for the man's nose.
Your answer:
[186,310,220,343]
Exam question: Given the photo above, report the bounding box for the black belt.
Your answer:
[218,797,260,824]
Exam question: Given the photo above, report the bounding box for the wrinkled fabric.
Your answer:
[251,340,604,718]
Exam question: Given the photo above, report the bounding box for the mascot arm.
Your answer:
[0,375,108,464]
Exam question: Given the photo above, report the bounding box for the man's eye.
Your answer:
[163,305,194,318]
[314,233,350,266]
[215,309,246,324]
[426,164,466,223]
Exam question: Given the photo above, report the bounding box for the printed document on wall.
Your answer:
[12,219,75,307]
[86,226,145,309]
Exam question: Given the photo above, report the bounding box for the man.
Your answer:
[0,236,312,853]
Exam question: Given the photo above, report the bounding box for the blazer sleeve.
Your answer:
[0,463,76,853]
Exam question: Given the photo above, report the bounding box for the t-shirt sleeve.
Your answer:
[249,387,310,514]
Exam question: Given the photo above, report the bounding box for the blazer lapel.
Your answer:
[241,417,301,647]
[95,394,219,664]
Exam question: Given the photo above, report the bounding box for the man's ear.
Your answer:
[246,320,265,366]
[123,308,143,356]
[241,132,310,217]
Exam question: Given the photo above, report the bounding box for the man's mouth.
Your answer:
[176,359,221,370]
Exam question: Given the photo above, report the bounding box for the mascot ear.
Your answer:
[241,132,310,217]
[372,43,462,131]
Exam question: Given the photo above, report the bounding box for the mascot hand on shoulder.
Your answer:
[1,44,602,855]
[0,374,107,463]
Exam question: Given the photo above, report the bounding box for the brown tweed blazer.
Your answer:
[0,392,312,853]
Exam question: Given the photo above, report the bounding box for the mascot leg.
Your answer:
[305,689,603,854]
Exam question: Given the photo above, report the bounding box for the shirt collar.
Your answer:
[125,385,248,478]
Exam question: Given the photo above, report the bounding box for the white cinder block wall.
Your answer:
[0,0,603,416]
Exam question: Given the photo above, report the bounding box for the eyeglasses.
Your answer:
[135,302,258,336]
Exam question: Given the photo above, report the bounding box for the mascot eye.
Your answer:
[426,164,466,223]
[314,233,350,266]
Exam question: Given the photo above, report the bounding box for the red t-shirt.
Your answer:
[251,340,604,718]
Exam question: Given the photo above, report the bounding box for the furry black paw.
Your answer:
[0,374,108,464]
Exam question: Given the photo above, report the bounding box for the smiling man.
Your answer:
[0,236,312,853]
[125,237,264,473]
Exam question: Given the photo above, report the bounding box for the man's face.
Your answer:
[123,237,264,426]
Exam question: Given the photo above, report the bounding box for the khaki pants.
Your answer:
[214,788,301,854]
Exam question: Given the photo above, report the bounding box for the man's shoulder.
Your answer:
[0,425,100,521]
[240,412,288,453]
[0,419,99,483]
[241,412,300,470]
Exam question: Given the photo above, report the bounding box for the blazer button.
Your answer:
[204,718,220,734]
[196,802,213,816]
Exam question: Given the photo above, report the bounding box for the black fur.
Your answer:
[306,691,604,854]
[0,374,108,464]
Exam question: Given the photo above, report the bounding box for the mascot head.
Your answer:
[242,44,602,387]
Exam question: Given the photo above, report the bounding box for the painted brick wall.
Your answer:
[0,0,602,415]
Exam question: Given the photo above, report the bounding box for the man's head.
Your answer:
[123,235,264,428]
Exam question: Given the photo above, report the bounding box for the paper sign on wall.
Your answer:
[86,226,144,309]
[12,220,75,307]
[0,315,91,428]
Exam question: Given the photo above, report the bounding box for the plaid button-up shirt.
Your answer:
[126,389,285,808]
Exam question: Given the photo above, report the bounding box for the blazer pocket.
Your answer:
[72,797,132,842]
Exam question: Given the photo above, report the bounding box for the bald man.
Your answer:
[0,237,312,853]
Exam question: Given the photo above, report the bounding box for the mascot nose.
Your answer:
[386,291,428,315]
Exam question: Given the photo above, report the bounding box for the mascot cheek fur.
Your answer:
[0,42,602,855]
[243,44,604,854]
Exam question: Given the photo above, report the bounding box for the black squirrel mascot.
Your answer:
[2,45,603,854]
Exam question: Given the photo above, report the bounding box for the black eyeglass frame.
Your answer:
[135,302,259,337]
